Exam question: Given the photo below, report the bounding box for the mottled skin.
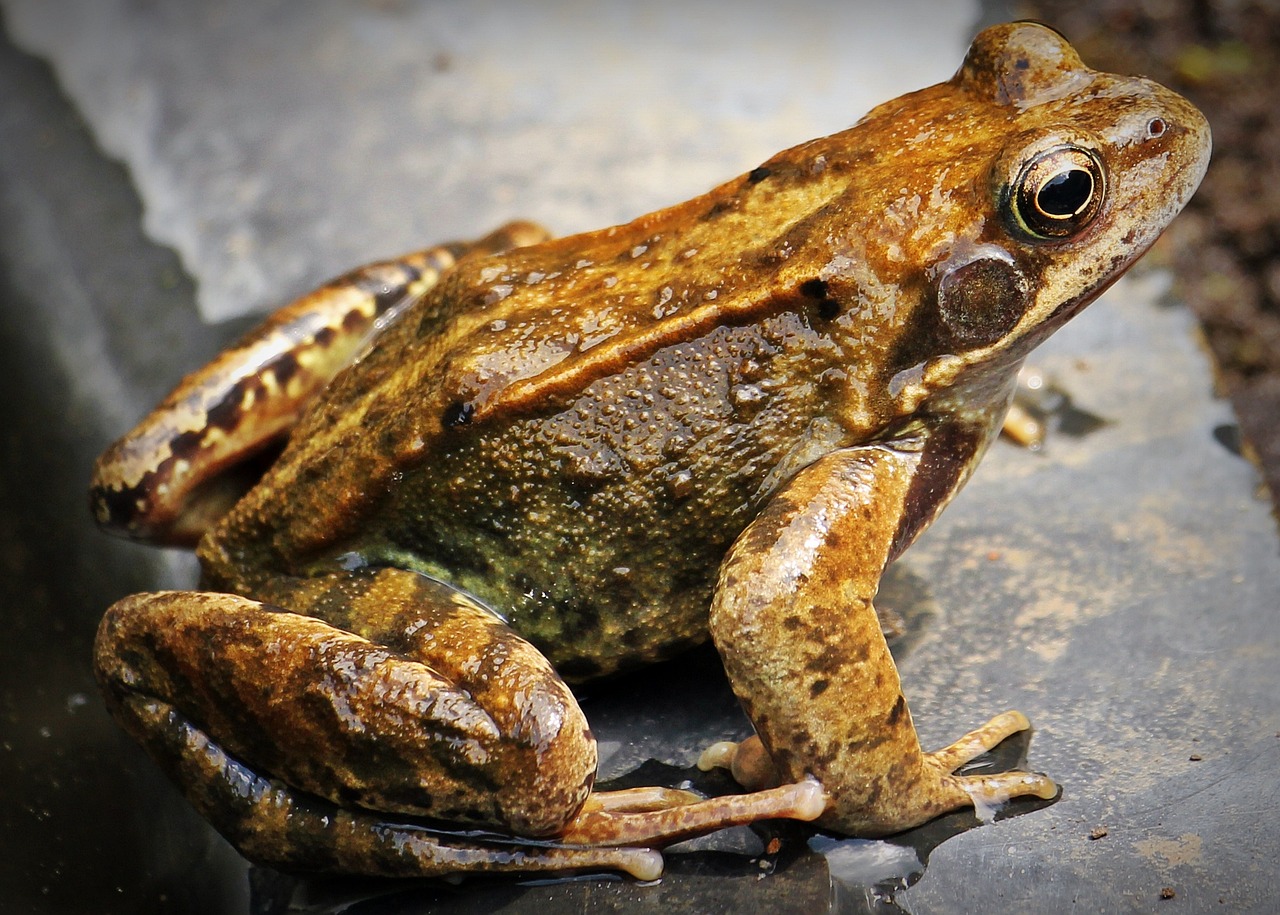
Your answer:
[90,23,1209,881]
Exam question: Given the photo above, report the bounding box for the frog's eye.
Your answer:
[1009,145,1106,241]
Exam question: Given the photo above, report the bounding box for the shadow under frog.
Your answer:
[88,22,1209,885]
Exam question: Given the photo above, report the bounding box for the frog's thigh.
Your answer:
[89,221,550,547]
[93,579,649,876]
[114,688,660,879]
[709,447,1056,836]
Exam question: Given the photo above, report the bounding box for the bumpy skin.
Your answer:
[90,23,1210,879]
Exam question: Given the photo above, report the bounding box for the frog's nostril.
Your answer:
[1146,117,1167,139]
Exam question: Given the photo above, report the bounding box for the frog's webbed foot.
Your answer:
[698,717,1055,837]
[836,711,1058,835]
[88,221,548,547]
[920,710,1058,818]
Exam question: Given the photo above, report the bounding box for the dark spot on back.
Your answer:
[800,279,829,299]
[886,694,906,727]
[442,400,475,428]
[702,199,737,221]
[268,352,300,387]
[748,166,773,184]
[799,278,840,319]
[809,678,830,698]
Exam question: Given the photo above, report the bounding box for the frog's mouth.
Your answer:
[1040,255,1137,335]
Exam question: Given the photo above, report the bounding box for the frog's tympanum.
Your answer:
[90,23,1209,881]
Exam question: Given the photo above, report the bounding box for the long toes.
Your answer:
[927,710,1032,771]
[922,710,1056,824]
[951,770,1059,822]
[559,780,827,848]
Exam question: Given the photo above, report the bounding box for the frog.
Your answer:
[89,22,1209,882]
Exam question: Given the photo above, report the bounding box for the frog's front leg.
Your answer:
[708,442,1057,836]
[93,568,822,879]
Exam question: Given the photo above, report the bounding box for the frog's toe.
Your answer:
[559,779,826,848]
[927,709,1034,771]
[921,710,1058,821]
[697,734,779,791]
[949,769,1059,815]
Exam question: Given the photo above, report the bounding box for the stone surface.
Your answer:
[4,0,974,322]
[1,2,1277,913]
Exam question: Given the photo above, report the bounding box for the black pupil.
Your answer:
[1037,168,1093,217]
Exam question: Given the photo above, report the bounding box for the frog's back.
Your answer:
[206,224,871,674]
[200,127,916,617]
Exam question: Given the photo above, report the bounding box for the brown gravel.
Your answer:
[1018,0,1280,514]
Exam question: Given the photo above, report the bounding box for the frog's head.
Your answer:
[839,21,1211,410]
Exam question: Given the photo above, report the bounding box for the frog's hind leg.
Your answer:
[93,568,665,878]
[94,567,826,878]
[89,221,548,547]
[110,684,662,879]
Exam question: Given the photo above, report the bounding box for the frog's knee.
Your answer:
[93,592,175,699]
[488,686,598,836]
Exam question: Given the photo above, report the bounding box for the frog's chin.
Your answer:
[1038,259,1138,337]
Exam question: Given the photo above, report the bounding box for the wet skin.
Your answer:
[90,23,1209,880]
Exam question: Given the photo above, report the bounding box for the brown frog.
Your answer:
[89,22,1209,881]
